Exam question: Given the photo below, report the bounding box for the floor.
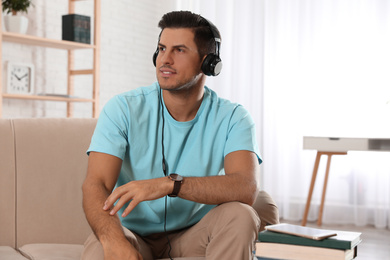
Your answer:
[284,220,390,260]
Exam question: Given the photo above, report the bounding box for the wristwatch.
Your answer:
[168,173,183,197]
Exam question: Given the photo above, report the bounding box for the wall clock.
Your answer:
[6,62,35,94]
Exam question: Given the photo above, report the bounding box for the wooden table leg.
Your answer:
[301,151,322,226]
[317,152,347,226]
[317,154,333,226]
[302,151,347,226]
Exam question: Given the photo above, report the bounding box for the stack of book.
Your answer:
[256,224,361,260]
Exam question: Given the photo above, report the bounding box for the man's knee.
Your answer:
[213,202,260,233]
[252,190,280,231]
[81,227,146,260]
[81,233,104,260]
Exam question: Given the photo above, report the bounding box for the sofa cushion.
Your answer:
[19,244,83,260]
[0,120,17,247]
[17,244,205,260]
[0,246,27,259]
[13,118,96,247]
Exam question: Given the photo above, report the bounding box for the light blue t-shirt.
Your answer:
[88,82,261,236]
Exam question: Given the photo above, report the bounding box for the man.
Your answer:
[82,11,265,260]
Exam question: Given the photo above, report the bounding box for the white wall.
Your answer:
[2,0,176,118]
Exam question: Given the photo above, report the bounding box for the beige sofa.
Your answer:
[0,118,279,260]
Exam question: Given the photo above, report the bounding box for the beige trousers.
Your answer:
[81,202,260,260]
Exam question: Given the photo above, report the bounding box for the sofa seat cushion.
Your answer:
[0,246,27,259]
[18,244,206,260]
[18,244,83,260]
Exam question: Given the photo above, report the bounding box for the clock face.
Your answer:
[7,62,34,94]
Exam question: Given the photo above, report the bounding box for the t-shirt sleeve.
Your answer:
[87,96,129,160]
[223,105,262,164]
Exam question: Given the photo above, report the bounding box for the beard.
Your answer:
[157,66,204,93]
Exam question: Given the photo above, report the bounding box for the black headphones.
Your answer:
[152,17,222,76]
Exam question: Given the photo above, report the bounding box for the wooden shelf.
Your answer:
[2,31,95,50]
[3,93,94,103]
[0,0,100,118]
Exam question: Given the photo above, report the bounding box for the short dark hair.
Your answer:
[158,11,220,59]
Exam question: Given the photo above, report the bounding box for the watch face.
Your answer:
[7,62,34,94]
[169,173,183,181]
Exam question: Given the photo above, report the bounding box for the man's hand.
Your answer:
[103,177,173,217]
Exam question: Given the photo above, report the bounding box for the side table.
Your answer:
[301,136,390,226]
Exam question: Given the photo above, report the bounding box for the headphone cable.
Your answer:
[160,87,173,260]
[164,196,173,259]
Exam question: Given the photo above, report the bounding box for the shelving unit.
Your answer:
[0,0,101,118]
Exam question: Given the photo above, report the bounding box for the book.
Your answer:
[37,93,79,99]
[62,14,91,44]
[259,224,361,250]
[256,242,357,260]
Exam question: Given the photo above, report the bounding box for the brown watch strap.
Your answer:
[168,174,183,197]
[169,180,181,197]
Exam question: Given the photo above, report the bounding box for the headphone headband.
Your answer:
[202,17,221,56]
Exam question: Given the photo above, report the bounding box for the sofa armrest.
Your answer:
[0,246,28,260]
[0,120,17,247]
[13,118,96,247]
[19,244,83,260]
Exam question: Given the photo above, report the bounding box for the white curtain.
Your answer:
[176,0,390,228]
[262,0,390,229]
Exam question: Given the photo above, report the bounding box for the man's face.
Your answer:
[156,28,204,91]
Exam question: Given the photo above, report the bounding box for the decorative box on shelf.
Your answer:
[62,14,91,44]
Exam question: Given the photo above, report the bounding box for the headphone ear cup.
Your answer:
[153,49,159,67]
[201,54,215,76]
[201,54,222,76]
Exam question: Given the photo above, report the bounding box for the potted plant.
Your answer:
[2,0,33,34]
